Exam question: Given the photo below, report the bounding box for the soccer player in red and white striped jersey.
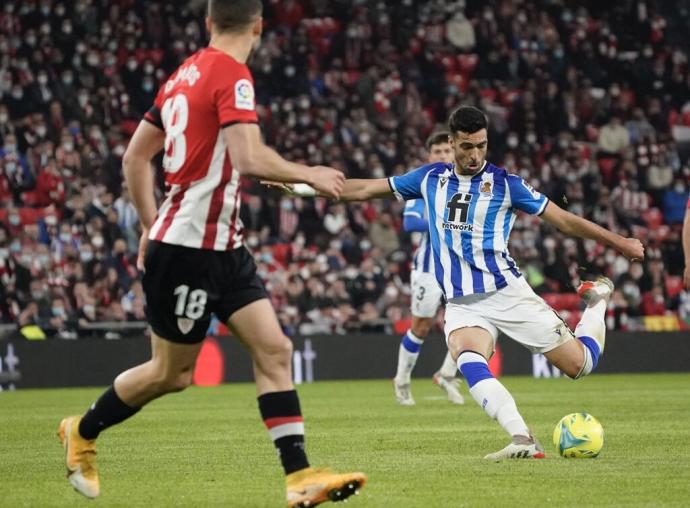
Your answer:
[57,2,366,506]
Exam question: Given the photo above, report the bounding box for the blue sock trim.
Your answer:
[401,333,422,353]
[459,362,493,388]
[578,336,600,370]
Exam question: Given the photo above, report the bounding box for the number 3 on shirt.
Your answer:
[161,94,189,173]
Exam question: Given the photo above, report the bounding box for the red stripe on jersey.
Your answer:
[155,184,190,241]
[201,154,233,249]
[263,416,304,429]
[226,184,242,250]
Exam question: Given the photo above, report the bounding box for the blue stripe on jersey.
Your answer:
[444,175,463,297]
[422,235,431,272]
[464,177,485,293]
[426,174,445,289]
[483,172,507,289]
[501,200,521,277]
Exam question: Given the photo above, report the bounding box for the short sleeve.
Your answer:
[143,86,166,129]
[215,62,259,127]
[506,174,548,215]
[388,165,430,201]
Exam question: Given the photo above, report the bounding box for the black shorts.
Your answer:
[141,241,268,344]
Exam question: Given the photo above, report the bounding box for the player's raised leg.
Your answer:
[58,333,202,498]
[447,325,544,460]
[545,277,613,379]
[227,299,366,507]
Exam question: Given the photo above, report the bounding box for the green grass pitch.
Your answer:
[1,373,689,507]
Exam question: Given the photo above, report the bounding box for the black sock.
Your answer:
[78,386,140,440]
[258,390,310,475]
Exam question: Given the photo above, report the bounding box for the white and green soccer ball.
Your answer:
[553,412,604,458]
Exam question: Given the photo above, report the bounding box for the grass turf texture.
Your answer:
[1,373,689,507]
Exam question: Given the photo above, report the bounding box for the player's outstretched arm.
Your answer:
[264,178,394,201]
[224,123,344,199]
[682,205,690,288]
[540,201,644,261]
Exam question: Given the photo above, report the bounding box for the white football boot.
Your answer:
[432,373,465,404]
[484,434,546,461]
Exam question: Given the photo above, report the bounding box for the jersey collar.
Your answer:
[452,160,487,180]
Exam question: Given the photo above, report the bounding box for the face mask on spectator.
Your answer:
[113,144,125,157]
[36,125,47,137]
[92,236,104,248]
[31,288,46,300]
[52,306,66,318]
[142,79,154,92]
[11,87,23,99]
[62,21,72,34]
[126,59,137,71]
[9,214,20,226]
[83,304,95,315]
[674,183,685,193]
[80,251,94,262]
[0,248,8,259]
[26,34,37,46]
[10,240,21,252]
[360,239,372,251]
[62,73,73,85]
[59,232,71,242]
[507,134,519,148]
[37,73,48,85]
[63,140,74,151]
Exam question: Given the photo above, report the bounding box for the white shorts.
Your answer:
[410,270,443,318]
[443,276,575,354]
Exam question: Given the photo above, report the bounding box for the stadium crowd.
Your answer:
[1,0,690,338]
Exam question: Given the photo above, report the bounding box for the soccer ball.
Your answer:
[552,412,604,458]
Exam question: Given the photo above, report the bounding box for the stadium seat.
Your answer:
[665,276,684,299]
[542,293,581,311]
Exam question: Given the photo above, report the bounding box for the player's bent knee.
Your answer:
[411,319,433,338]
[254,336,293,370]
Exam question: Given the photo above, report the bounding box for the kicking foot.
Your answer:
[432,372,464,405]
[484,434,545,461]
[577,277,614,306]
[286,467,367,507]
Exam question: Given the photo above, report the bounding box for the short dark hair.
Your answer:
[448,106,488,134]
[207,0,262,34]
[425,131,450,150]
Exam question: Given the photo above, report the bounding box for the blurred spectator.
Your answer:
[1,0,690,335]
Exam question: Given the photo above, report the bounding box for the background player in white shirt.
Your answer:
[56,2,365,506]
[394,131,464,406]
[280,105,644,460]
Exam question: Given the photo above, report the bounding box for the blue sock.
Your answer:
[577,336,600,370]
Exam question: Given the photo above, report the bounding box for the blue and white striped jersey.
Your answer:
[403,199,434,273]
[389,161,548,298]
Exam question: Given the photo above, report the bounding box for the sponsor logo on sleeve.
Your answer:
[235,79,254,110]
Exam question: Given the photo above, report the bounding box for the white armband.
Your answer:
[292,183,317,197]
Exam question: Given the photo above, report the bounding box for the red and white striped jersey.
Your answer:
[143,47,258,250]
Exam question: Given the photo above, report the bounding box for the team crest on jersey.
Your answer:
[177,317,194,335]
[480,180,493,196]
[235,79,254,110]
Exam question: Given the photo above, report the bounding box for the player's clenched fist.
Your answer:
[619,237,644,261]
[309,166,345,199]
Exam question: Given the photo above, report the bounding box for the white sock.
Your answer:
[457,351,529,438]
[395,330,424,383]
[438,351,458,378]
[574,298,607,378]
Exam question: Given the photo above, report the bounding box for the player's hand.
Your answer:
[684,265,690,290]
[261,180,296,194]
[309,166,345,199]
[619,237,644,261]
[137,227,149,272]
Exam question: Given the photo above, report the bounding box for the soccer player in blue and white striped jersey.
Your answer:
[394,132,465,407]
[281,105,645,459]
